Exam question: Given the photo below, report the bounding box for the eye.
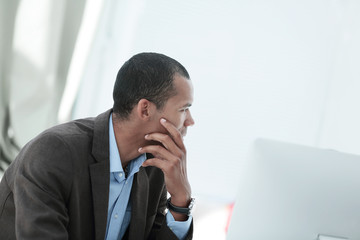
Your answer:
[180,107,189,113]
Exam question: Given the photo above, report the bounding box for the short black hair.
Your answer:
[113,52,190,120]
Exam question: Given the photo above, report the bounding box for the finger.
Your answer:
[144,133,181,155]
[160,118,185,150]
[138,145,177,162]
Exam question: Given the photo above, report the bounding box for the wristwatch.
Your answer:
[166,197,195,216]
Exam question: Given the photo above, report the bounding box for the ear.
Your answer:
[136,99,155,120]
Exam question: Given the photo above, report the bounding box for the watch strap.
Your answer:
[166,197,195,216]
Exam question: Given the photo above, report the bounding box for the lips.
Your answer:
[180,128,187,137]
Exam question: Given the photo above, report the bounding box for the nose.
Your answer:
[184,110,195,127]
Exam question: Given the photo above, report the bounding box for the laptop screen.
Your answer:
[227,138,360,240]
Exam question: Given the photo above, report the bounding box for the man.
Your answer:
[0,53,195,239]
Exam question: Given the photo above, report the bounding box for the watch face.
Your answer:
[188,198,195,210]
[186,198,194,215]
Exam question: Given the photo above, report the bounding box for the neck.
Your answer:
[112,114,147,167]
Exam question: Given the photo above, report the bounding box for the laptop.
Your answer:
[227,138,360,240]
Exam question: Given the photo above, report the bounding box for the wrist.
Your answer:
[170,196,191,208]
[167,197,195,216]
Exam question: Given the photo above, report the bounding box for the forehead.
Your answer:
[170,74,194,105]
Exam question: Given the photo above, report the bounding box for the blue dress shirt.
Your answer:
[105,114,192,240]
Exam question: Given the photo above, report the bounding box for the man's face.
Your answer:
[152,74,195,137]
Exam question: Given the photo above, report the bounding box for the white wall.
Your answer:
[73,0,360,202]
[318,1,360,155]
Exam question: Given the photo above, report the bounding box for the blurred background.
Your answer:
[1,0,360,239]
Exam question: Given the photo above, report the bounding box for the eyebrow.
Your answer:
[181,103,192,108]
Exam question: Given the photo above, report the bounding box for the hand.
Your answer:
[139,118,191,220]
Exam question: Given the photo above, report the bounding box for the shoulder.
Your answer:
[43,117,95,142]
[12,116,97,172]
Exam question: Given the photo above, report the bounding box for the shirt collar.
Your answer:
[109,113,146,175]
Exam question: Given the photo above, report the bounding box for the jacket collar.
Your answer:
[92,109,112,163]
[90,109,112,240]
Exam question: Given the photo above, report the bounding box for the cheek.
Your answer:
[162,112,185,130]
[173,113,187,129]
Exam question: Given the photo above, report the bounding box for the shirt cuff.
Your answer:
[166,211,192,240]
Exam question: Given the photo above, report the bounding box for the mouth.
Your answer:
[180,129,187,138]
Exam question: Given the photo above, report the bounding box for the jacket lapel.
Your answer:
[127,167,149,239]
[90,110,112,240]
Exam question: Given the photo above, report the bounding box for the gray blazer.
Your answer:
[0,109,193,239]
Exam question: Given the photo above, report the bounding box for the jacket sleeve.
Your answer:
[12,133,73,239]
